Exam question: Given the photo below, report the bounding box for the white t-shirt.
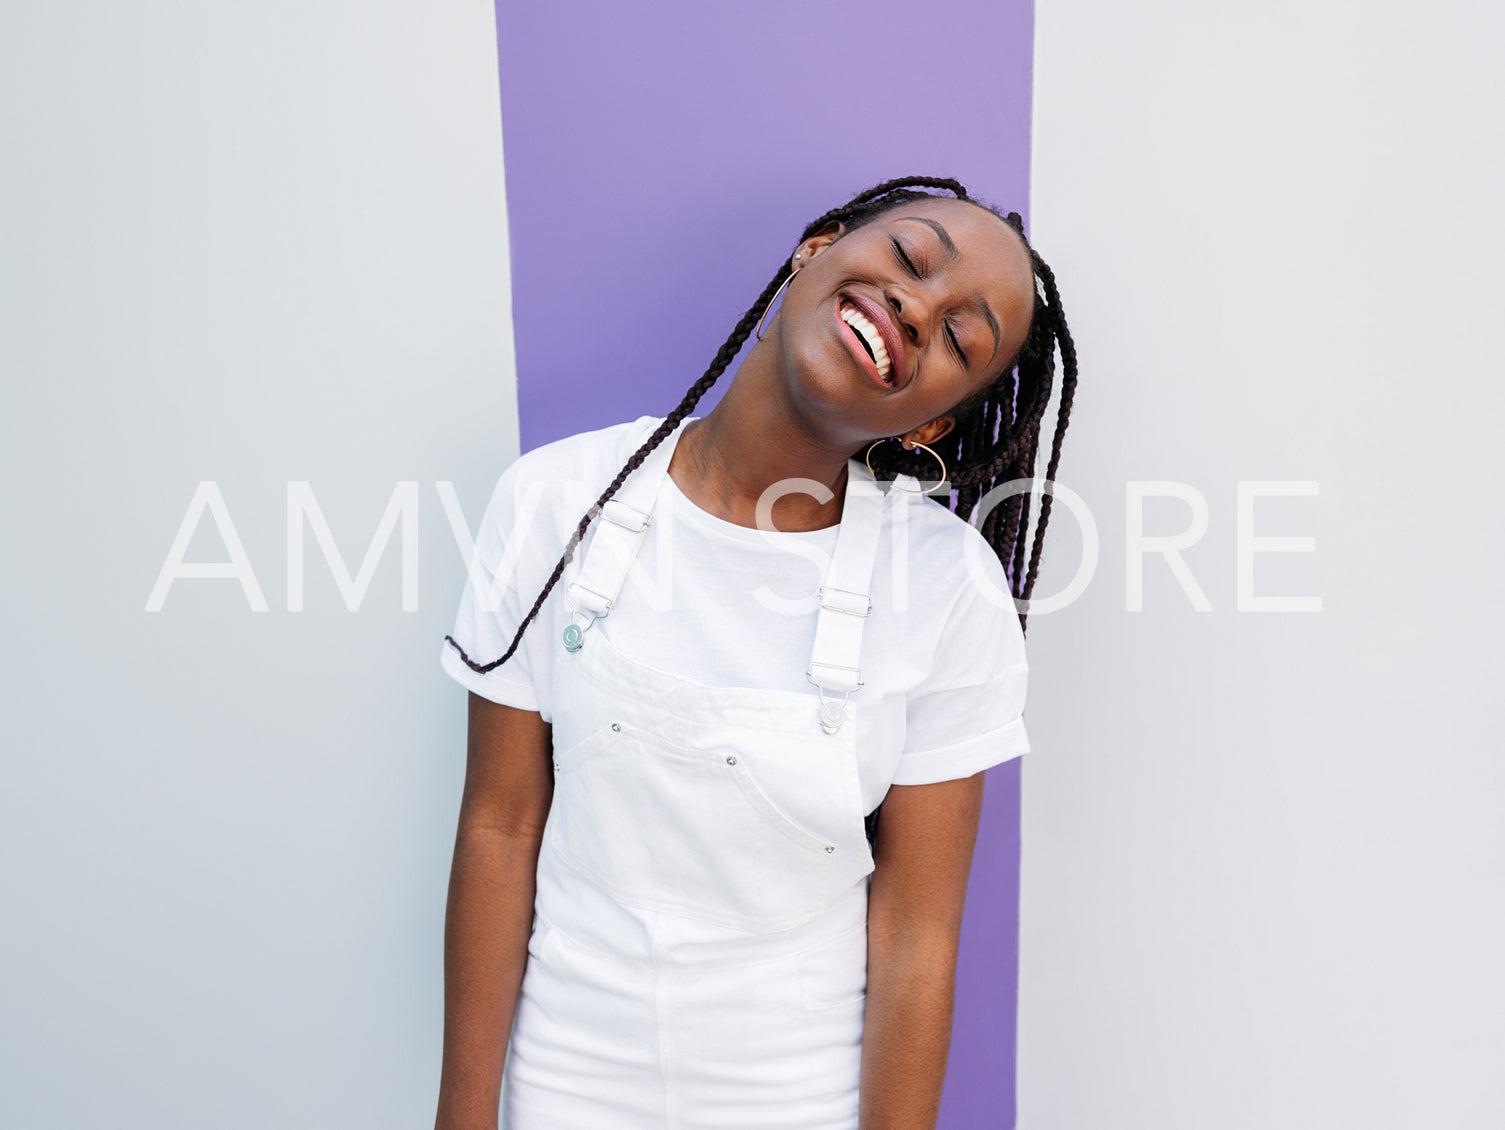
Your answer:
[440,415,1030,814]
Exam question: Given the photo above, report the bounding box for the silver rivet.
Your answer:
[726,756,737,766]
[825,845,835,853]
[611,722,622,732]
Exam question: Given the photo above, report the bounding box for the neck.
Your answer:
[668,348,854,532]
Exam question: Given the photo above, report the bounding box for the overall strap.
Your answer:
[563,418,690,650]
[807,460,888,735]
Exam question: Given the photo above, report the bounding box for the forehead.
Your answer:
[878,198,1029,267]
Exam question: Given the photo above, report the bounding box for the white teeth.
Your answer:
[840,304,892,381]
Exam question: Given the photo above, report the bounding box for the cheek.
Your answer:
[922,365,989,416]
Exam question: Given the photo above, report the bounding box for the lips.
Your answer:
[840,292,905,389]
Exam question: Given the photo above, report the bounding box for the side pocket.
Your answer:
[525,917,554,961]
[795,922,869,1010]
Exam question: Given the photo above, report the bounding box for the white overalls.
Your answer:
[503,418,893,1128]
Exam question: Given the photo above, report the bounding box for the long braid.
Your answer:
[444,265,792,673]
[867,207,1079,635]
[1016,253,1077,629]
[447,176,1077,672]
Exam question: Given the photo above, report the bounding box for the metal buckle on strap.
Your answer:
[815,691,852,735]
[804,668,862,736]
[817,585,872,617]
[806,661,864,690]
[566,581,614,616]
[601,498,651,532]
[563,583,614,652]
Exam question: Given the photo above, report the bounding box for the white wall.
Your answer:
[0,3,517,1126]
[1023,2,1504,1126]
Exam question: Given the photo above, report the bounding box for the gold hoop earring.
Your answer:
[864,437,949,495]
[755,267,800,341]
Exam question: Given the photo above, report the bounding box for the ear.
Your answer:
[793,220,845,268]
[903,415,954,448]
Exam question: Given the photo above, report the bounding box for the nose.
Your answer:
[884,282,932,349]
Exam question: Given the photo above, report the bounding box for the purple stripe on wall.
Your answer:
[493,2,1034,1123]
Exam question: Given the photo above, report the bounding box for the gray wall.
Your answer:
[7,2,1503,1127]
[0,3,518,1126]
[1021,1,1505,1126]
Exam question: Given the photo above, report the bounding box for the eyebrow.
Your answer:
[896,215,1002,362]
[897,216,957,257]
[973,291,1002,361]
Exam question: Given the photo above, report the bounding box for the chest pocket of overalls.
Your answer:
[546,714,850,934]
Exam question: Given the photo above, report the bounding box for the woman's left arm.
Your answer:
[858,770,987,1130]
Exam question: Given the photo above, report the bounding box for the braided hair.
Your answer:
[446,175,1077,674]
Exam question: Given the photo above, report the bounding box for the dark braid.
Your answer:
[844,198,1079,635]
[445,176,1077,672]
[1016,254,1077,621]
[443,265,791,674]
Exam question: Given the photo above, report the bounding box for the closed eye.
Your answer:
[890,237,922,278]
[946,322,968,367]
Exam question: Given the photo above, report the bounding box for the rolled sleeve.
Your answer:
[893,534,1032,785]
[438,458,547,713]
[890,675,1030,784]
[438,636,539,712]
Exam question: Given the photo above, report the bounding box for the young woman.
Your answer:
[434,176,1077,1130]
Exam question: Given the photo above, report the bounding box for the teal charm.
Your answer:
[562,623,584,652]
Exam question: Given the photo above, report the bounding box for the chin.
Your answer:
[785,355,885,446]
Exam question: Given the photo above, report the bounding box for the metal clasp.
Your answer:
[817,585,872,617]
[806,662,863,735]
[563,583,611,651]
[600,499,651,532]
[814,688,854,734]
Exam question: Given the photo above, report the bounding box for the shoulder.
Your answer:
[898,493,1012,594]
[887,492,1024,658]
[473,415,665,553]
[483,415,665,518]
[505,414,664,489]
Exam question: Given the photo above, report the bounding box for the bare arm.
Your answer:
[858,770,987,1130]
[433,694,554,1130]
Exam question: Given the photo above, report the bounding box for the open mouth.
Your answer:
[839,300,894,384]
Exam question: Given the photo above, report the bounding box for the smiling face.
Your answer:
[769,196,1037,450]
